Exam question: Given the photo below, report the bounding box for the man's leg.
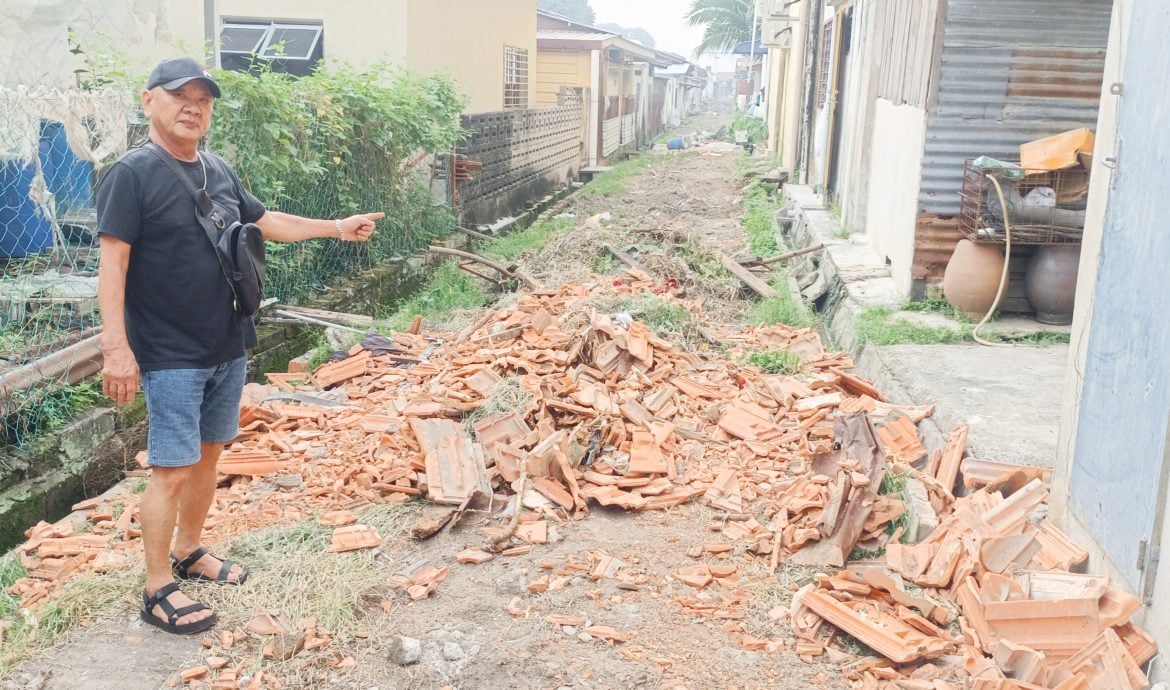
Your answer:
[138,365,217,629]
[171,441,242,581]
[141,465,213,626]
[170,357,247,581]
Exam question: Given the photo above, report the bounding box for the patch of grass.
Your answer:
[131,478,148,494]
[743,182,780,257]
[186,503,420,688]
[482,218,574,262]
[465,377,534,433]
[676,239,733,283]
[857,307,969,346]
[0,562,140,674]
[0,555,27,620]
[3,378,105,449]
[592,253,616,274]
[880,469,911,540]
[752,275,815,328]
[580,155,653,198]
[746,349,804,375]
[385,262,488,332]
[999,331,1071,346]
[833,225,855,240]
[901,297,968,323]
[632,294,692,335]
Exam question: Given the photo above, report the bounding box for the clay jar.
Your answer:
[943,239,1008,320]
[1025,244,1082,325]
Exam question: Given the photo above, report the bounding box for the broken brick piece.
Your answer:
[456,549,494,565]
[328,525,382,553]
[584,625,630,643]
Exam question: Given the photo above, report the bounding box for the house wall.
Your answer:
[834,2,875,230]
[220,0,538,113]
[763,47,786,160]
[219,0,409,66]
[864,99,926,296]
[407,0,537,113]
[535,50,591,107]
[1054,0,1170,679]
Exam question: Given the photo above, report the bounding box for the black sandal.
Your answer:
[171,546,249,585]
[140,582,217,635]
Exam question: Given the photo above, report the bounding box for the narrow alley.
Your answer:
[1,1,1167,690]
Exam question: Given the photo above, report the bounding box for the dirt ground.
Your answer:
[5,111,853,690]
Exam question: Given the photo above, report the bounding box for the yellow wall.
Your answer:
[407,0,536,113]
[219,0,535,113]
[219,0,410,65]
[535,49,590,107]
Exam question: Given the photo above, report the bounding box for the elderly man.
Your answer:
[97,57,382,635]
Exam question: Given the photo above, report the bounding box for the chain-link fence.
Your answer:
[0,2,463,456]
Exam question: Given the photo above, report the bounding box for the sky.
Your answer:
[588,0,737,71]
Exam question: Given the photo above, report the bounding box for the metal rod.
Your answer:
[273,309,367,334]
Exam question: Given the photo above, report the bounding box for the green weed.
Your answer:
[901,297,968,323]
[581,155,653,198]
[482,218,574,261]
[2,378,105,449]
[385,262,487,331]
[677,239,734,283]
[746,349,804,375]
[752,276,815,328]
[857,307,969,346]
[743,182,780,257]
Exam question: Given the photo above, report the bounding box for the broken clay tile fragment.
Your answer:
[547,614,586,626]
[328,525,382,553]
[456,548,494,565]
[583,625,630,643]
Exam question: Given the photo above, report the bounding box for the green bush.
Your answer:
[743,182,780,257]
[730,113,767,143]
[208,64,466,302]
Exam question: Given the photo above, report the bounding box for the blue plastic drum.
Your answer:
[0,160,53,258]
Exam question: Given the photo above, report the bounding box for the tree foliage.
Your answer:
[538,0,596,24]
[684,0,756,55]
[596,22,657,48]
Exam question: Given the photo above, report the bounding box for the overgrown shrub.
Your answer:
[730,113,767,143]
[208,64,466,301]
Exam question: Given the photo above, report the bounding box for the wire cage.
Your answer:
[958,160,1090,245]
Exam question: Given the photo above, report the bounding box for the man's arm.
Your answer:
[97,234,139,406]
[255,211,383,244]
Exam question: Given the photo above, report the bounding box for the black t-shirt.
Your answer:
[96,146,267,371]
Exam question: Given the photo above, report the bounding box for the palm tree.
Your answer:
[684,0,757,56]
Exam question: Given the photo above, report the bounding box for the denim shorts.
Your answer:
[141,357,247,468]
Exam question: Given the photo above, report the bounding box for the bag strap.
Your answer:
[142,142,243,310]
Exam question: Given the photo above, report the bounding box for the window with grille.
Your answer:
[504,46,529,110]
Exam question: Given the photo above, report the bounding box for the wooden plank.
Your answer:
[719,252,777,298]
[603,244,644,270]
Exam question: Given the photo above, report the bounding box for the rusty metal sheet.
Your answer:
[918,0,1112,216]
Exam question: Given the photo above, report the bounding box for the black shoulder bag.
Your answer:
[144,143,266,317]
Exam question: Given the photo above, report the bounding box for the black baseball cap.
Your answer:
[146,57,222,98]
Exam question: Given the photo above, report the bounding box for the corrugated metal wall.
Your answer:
[918,0,1112,215]
[874,0,941,108]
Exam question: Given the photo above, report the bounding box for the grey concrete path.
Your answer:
[856,343,1068,468]
[781,184,1068,469]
